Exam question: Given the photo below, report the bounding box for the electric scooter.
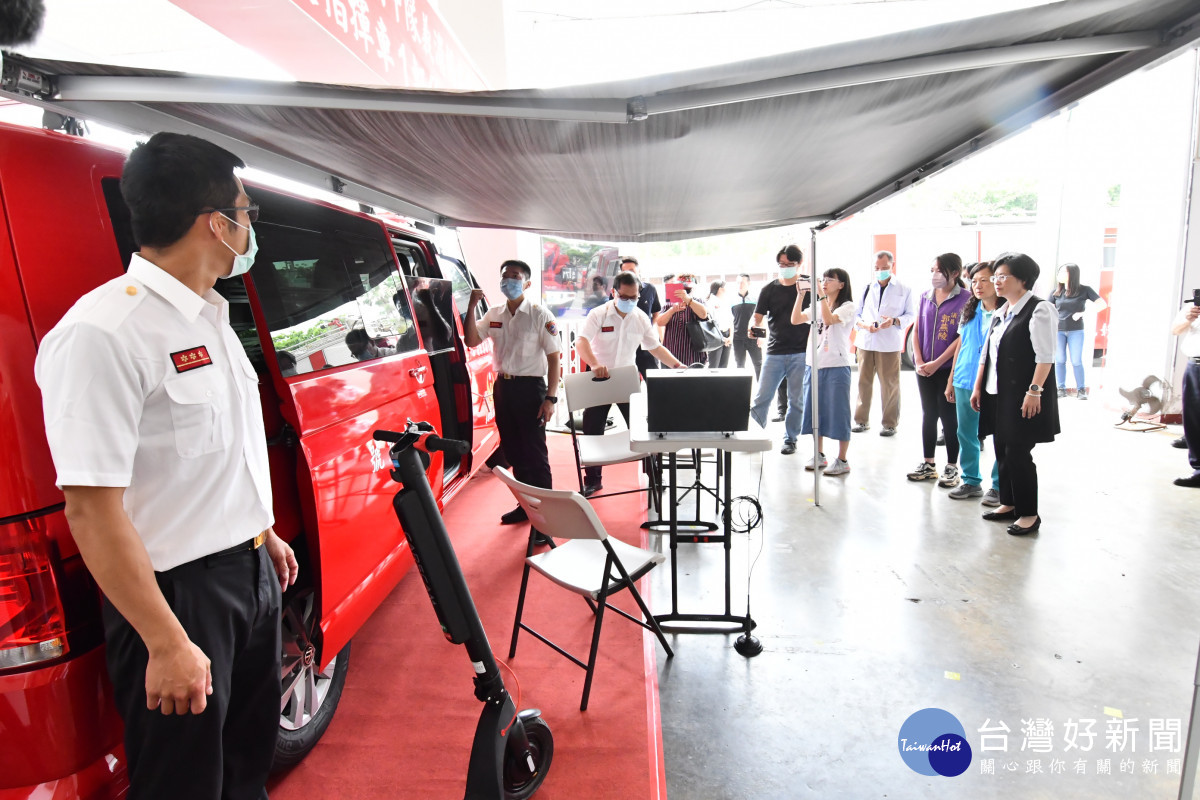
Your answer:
[374,421,552,800]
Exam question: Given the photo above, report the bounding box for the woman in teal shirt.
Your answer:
[944,261,1006,504]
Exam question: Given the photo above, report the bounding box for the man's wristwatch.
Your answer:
[545,395,558,404]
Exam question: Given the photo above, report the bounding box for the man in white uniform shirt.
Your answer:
[465,259,560,530]
[1172,299,1200,487]
[35,133,298,800]
[852,250,917,436]
[576,270,685,496]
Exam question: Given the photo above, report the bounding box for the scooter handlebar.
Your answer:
[373,427,470,455]
[373,430,405,443]
[424,434,471,456]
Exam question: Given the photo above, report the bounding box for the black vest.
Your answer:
[980,295,1060,444]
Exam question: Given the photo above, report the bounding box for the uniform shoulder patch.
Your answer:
[545,320,557,336]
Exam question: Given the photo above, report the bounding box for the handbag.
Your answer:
[687,312,726,353]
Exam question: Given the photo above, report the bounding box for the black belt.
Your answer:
[205,531,266,563]
[498,373,542,380]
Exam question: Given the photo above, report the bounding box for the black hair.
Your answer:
[993,252,1041,291]
[738,273,750,280]
[934,252,966,289]
[613,270,641,292]
[619,256,639,267]
[277,351,297,369]
[960,261,1005,325]
[709,279,725,296]
[121,132,245,249]
[1054,263,1081,297]
[822,268,853,308]
[344,329,371,351]
[776,245,803,264]
[500,259,532,280]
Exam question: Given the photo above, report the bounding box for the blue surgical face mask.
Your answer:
[615,297,638,314]
[780,266,798,280]
[499,278,526,300]
[216,214,258,279]
[876,269,892,282]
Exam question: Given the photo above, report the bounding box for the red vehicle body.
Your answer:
[0,123,501,798]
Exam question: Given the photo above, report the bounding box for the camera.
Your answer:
[1185,288,1200,305]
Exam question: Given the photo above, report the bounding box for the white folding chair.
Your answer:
[492,466,673,711]
[562,365,661,511]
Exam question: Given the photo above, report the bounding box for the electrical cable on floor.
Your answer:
[732,451,766,657]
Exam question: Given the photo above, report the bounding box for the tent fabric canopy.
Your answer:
[6,0,1199,241]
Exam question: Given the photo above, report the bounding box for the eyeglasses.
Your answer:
[990,274,1011,283]
[199,204,260,223]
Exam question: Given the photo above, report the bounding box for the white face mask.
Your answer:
[215,213,258,279]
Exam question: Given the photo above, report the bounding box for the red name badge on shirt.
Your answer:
[171,346,213,373]
[490,321,503,328]
[601,326,615,333]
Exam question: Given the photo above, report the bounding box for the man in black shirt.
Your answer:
[619,256,662,376]
[749,245,811,454]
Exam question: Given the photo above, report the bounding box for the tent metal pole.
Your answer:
[810,227,820,508]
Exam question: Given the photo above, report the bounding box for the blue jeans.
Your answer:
[1056,329,1086,389]
[751,352,807,443]
[954,386,999,489]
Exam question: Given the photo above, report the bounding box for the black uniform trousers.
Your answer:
[1185,359,1200,476]
[582,401,631,486]
[732,336,761,378]
[103,545,281,800]
[493,375,553,491]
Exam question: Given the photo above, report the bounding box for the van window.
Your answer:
[436,255,479,328]
[251,221,418,376]
[406,276,457,354]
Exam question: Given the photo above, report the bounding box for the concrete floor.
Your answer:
[647,372,1200,799]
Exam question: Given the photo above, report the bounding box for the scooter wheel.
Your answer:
[504,714,553,799]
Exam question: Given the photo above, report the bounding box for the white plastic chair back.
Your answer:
[492,467,608,542]
[562,365,641,414]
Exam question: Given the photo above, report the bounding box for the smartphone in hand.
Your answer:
[750,326,767,338]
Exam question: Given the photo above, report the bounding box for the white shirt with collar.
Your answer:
[854,276,917,352]
[579,300,661,369]
[478,297,561,376]
[36,254,273,572]
[984,290,1058,395]
[1176,306,1200,359]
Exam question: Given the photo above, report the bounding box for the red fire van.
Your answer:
[0,122,501,798]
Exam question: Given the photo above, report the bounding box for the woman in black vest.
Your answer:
[970,253,1060,535]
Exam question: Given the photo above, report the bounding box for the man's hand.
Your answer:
[468,288,485,308]
[146,637,212,715]
[265,529,299,591]
[592,365,610,379]
[1188,305,1200,322]
[970,387,982,412]
[538,399,555,425]
[1021,393,1042,419]
[879,317,894,329]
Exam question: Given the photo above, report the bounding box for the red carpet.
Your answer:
[271,432,666,800]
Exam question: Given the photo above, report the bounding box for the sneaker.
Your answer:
[824,458,850,476]
[981,488,1002,507]
[937,464,961,488]
[805,453,827,471]
[1078,387,1089,401]
[907,462,938,481]
[851,423,870,433]
[1057,387,1067,398]
[948,482,982,500]
[880,427,897,437]
[772,413,786,422]
[780,441,796,455]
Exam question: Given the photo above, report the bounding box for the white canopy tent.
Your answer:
[1,0,1197,241]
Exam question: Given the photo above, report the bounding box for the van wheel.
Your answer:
[901,325,915,371]
[273,589,350,771]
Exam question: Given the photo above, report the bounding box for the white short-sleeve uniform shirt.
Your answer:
[479,298,561,376]
[35,255,274,572]
[578,300,661,369]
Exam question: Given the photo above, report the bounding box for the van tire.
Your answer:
[273,589,351,772]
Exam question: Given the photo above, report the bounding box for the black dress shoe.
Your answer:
[1007,516,1041,536]
[1173,437,1189,449]
[1174,474,1200,488]
[582,483,603,498]
[500,505,528,525]
[982,509,1017,522]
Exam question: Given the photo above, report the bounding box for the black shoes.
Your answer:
[1007,516,1041,536]
[1174,474,1200,488]
[982,509,1017,522]
[1173,437,1188,449]
[533,531,555,547]
[500,505,528,525]
[582,483,603,498]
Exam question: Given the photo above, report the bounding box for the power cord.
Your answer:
[733,451,766,657]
